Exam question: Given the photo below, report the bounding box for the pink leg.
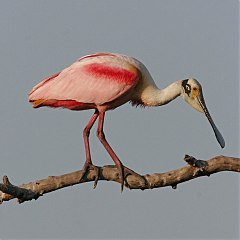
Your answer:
[83,110,99,164]
[97,112,125,191]
[80,110,99,187]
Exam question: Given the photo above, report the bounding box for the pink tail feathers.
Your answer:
[29,72,61,108]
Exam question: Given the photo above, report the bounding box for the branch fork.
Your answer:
[0,176,40,204]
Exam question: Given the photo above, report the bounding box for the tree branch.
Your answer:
[0,155,239,204]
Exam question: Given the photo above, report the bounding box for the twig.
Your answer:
[0,155,239,204]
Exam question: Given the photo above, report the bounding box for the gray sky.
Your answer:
[0,0,239,239]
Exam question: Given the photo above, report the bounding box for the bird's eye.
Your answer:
[185,84,191,94]
[193,87,197,91]
[181,80,191,96]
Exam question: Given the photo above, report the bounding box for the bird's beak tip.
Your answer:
[220,140,225,149]
[215,128,225,149]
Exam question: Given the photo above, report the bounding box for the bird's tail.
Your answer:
[28,72,61,108]
[29,99,47,108]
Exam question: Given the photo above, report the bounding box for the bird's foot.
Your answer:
[79,162,100,188]
[116,164,147,192]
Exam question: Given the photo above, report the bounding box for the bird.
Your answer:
[29,52,225,190]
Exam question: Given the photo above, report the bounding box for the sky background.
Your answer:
[0,0,239,239]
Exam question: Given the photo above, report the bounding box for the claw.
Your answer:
[80,162,100,188]
[116,164,146,192]
[93,167,100,189]
[117,163,125,192]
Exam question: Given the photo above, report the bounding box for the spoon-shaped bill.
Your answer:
[197,95,225,148]
[207,116,225,148]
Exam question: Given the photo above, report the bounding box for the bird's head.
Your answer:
[181,78,204,112]
[181,78,225,148]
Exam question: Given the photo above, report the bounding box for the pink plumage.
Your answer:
[29,53,140,111]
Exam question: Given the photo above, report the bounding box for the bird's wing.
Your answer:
[29,54,139,105]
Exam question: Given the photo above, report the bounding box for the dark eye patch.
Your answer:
[182,79,191,96]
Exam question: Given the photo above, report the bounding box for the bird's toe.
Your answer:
[80,162,100,188]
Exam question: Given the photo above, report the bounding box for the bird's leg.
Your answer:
[96,112,126,191]
[80,110,100,188]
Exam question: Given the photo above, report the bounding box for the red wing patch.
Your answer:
[84,63,137,85]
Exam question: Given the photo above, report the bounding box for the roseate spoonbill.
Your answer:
[29,52,225,190]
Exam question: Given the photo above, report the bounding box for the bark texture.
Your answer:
[0,155,239,204]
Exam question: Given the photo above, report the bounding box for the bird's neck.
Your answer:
[142,80,183,106]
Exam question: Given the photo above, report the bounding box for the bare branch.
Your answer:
[0,155,239,204]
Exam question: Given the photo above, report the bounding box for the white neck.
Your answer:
[141,80,183,106]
